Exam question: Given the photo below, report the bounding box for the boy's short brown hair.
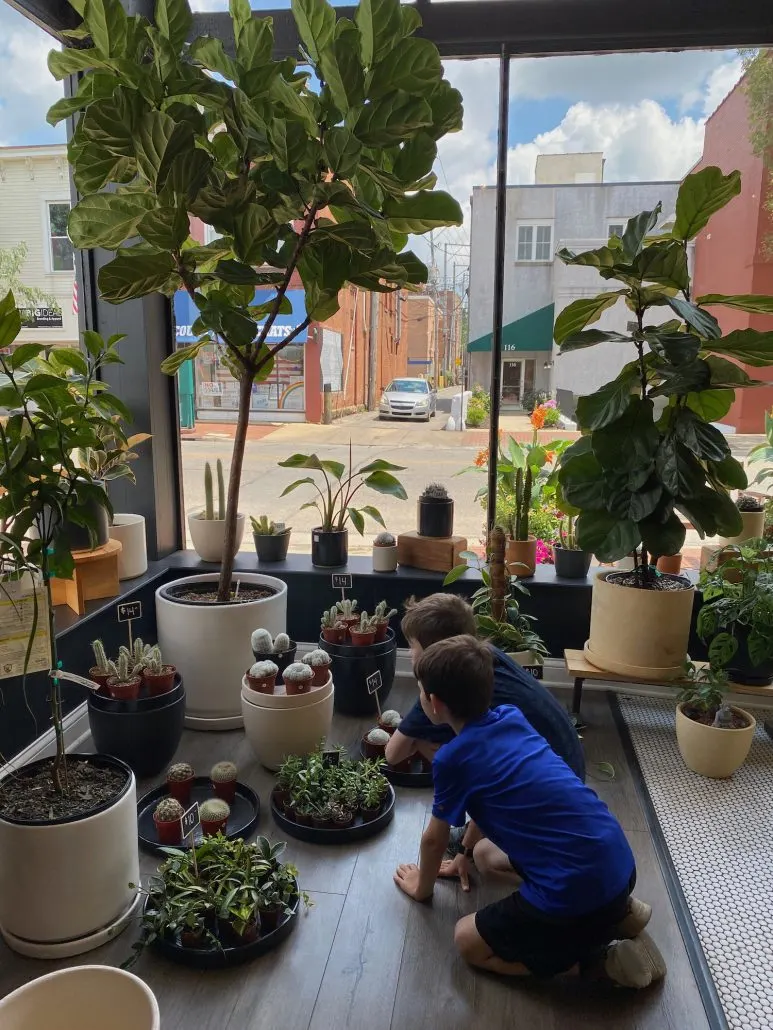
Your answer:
[401,593,476,649]
[414,635,493,721]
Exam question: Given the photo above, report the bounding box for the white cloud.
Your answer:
[0,6,64,147]
[701,58,744,118]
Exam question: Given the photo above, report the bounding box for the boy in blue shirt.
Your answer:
[393,635,666,989]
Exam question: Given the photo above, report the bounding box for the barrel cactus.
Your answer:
[380,710,402,729]
[249,659,278,678]
[273,632,291,653]
[366,727,390,746]
[251,628,274,654]
[200,798,230,821]
[302,649,332,668]
[420,482,449,500]
[154,797,184,822]
[210,761,237,783]
[374,531,396,547]
[167,762,194,782]
[283,662,314,684]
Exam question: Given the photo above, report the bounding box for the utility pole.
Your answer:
[442,243,449,378]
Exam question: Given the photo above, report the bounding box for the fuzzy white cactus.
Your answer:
[366,727,390,745]
[302,649,332,668]
[249,660,278,679]
[380,710,402,728]
[251,628,274,653]
[273,632,291,652]
[283,662,314,683]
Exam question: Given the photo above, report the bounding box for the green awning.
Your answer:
[467,303,555,353]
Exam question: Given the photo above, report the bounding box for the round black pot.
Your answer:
[53,486,110,551]
[311,527,348,568]
[88,685,186,778]
[728,625,773,686]
[89,674,185,712]
[319,629,396,716]
[254,530,291,563]
[417,498,454,538]
[553,545,592,579]
[251,643,297,676]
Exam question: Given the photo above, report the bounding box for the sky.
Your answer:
[0,0,746,280]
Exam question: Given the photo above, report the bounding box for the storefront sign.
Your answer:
[19,307,63,330]
[173,289,308,345]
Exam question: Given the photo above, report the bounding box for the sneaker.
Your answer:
[605,932,667,989]
[446,824,468,858]
[615,897,652,939]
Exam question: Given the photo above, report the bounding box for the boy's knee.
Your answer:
[472,838,494,874]
[453,915,479,960]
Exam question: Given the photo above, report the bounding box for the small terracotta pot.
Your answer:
[333,812,354,830]
[89,666,112,691]
[322,626,347,644]
[311,814,333,830]
[143,665,177,696]
[373,621,389,643]
[212,778,237,804]
[283,674,312,696]
[656,553,683,574]
[362,733,388,759]
[106,676,141,701]
[167,774,194,805]
[153,814,182,845]
[341,616,360,634]
[350,629,376,647]
[245,669,277,694]
[200,814,228,836]
[506,536,537,578]
[309,664,331,687]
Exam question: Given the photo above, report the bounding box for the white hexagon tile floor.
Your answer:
[617,695,773,1030]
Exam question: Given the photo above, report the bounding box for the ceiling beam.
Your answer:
[3,0,79,41]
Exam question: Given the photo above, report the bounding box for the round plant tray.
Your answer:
[360,744,433,788]
[137,777,260,855]
[144,891,298,969]
[270,784,395,844]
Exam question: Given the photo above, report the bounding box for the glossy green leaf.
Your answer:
[697,293,773,314]
[291,0,335,63]
[576,511,640,563]
[621,205,661,260]
[369,37,441,98]
[427,80,464,139]
[324,127,362,179]
[359,504,386,528]
[666,297,721,340]
[160,338,211,374]
[48,47,102,81]
[353,92,433,146]
[98,250,176,304]
[655,437,705,497]
[636,241,689,291]
[708,455,748,491]
[706,355,760,389]
[363,470,408,499]
[559,329,630,352]
[84,0,127,56]
[155,0,192,49]
[702,328,773,367]
[640,511,686,559]
[356,0,402,67]
[592,397,659,472]
[383,191,462,234]
[68,193,155,249]
[649,359,712,398]
[644,330,700,367]
[555,245,620,271]
[575,371,636,431]
[673,166,741,241]
[347,506,366,535]
[558,451,606,511]
[672,408,730,462]
[684,388,734,422]
[136,110,194,187]
[708,632,738,668]
[190,36,238,81]
[138,206,189,250]
[553,292,624,345]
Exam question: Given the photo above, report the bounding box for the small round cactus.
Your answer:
[420,482,449,500]
[249,660,278,678]
[251,628,274,653]
[211,761,237,783]
[380,710,402,728]
[302,649,332,668]
[167,762,194,782]
[200,798,230,821]
[283,662,314,683]
[154,797,184,822]
[374,531,396,547]
[273,632,291,652]
[737,493,764,512]
[366,727,390,746]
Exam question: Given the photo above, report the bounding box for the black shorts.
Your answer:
[475,871,636,977]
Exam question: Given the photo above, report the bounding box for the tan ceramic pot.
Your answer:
[505,536,537,578]
[676,703,755,778]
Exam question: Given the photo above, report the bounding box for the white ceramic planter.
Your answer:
[156,572,287,729]
[188,511,246,562]
[241,675,335,770]
[109,513,148,580]
[372,544,398,572]
[717,509,765,547]
[0,756,140,958]
[0,965,160,1030]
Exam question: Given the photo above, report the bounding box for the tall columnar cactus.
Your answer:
[106,651,134,683]
[514,466,533,541]
[336,599,358,620]
[251,628,274,654]
[204,461,214,521]
[489,525,507,622]
[217,459,225,521]
[273,633,291,653]
[91,639,109,671]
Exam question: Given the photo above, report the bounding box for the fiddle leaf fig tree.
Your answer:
[49,0,463,602]
[555,166,773,577]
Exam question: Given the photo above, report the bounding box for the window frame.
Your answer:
[515,220,554,263]
[607,220,627,241]
[42,199,74,275]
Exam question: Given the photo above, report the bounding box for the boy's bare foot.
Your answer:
[615,896,652,939]
[605,932,667,989]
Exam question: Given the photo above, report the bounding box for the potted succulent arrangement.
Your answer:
[251,516,291,564]
[282,662,314,696]
[552,514,593,579]
[417,482,454,538]
[301,649,333,687]
[676,664,756,778]
[153,798,186,846]
[0,307,140,957]
[373,601,398,642]
[554,167,773,681]
[142,645,178,696]
[336,598,360,633]
[279,444,407,567]
[372,531,398,573]
[250,629,296,676]
[320,606,347,644]
[211,761,238,804]
[350,612,378,647]
[199,799,231,837]
[697,540,773,686]
[319,600,397,716]
[717,494,766,546]
[188,460,246,563]
[245,660,279,694]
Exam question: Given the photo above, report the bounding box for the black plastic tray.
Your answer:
[271,784,395,844]
[145,893,298,968]
[137,777,260,855]
[360,744,433,788]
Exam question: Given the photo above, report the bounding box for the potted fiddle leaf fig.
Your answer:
[554,166,773,681]
[51,0,462,725]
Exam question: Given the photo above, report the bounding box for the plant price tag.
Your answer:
[181,803,200,839]
[524,665,543,681]
[117,601,143,622]
[331,573,352,590]
[322,750,340,767]
[366,670,382,694]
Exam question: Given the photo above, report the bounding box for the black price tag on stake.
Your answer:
[180,803,200,839]
[331,573,352,590]
[366,670,382,695]
[524,666,543,681]
[117,601,143,622]
[322,750,340,767]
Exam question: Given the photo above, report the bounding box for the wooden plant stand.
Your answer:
[396,531,467,573]
[50,539,122,615]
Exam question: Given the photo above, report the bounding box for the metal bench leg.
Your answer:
[571,677,584,716]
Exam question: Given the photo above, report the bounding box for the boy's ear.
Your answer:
[428,693,443,717]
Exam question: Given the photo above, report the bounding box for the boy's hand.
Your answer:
[438,853,472,891]
[393,863,433,901]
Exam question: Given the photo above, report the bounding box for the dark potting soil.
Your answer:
[607,570,690,591]
[170,584,276,605]
[684,706,750,730]
[0,758,126,823]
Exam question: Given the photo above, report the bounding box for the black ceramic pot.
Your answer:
[254,530,291,563]
[553,545,592,579]
[319,629,396,716]
[88,680,186,777]
[728,626,773,687]
[311,528,348,568]
[53,484,110,551]
[417,498,454,538]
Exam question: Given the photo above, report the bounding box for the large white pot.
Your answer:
[156,572,287,729]
[0,756,140,958]
[241,675,334,770]
[676,703,756,778]
[0,966,159,1030]
[109,513,148,580]
[188,511,246,562]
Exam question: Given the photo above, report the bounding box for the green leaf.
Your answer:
[556,245,620,272]
[363,470,408,499]
[393,132,436,183]
[708,632,738,668]
[347,506,365,535]
[160,338,211,375]
[369,37,441,99]
[576,511,640,563]
[575,370,637,431]
[232,208,277,264]
[190,36,238,82]
[81,90,143,157]
[559,450,606,511]
[84,0,127,56]
[215,260,284,286]
[292,0,335,63]
[48,47,102,80]
[673,166,742,241]
[9,343,45,369]
[702,328,773,367]
[677,487,741,539]
[280,476,318,497]
[697,293,773,315]
[559,329,630,353]
[155,0,192,49]
[98,250,176,304]
[73,148,135,195]
[48,348,89,376]
[636,242,689,291]
[236,16,274,71]
[400,4,422,35]
[705,354,761,389]
[685,388,734,422]
[382,191,462,234]
[553,292,624,346]
[229,0,252,44]
[443,563,469,585]
[644,330,700,366]
[666,297,721,340]
[68,193,155,249]
[748,630,772,669]
[672,408,730,462]
[708,455,748,491]
[359,504,386,528]
[427,80,464,139]
[278,453,346,480]
[138,206,189,250]
[648,359,712,398]
[592,397,659,472]
[621,205,661,260]
[136,110,194,188]
[324,127,363,179]
[353,92,433,146]
[82,330,105,358]
[655,437,705,497]
[640,512,686,559]
[356,0,402,67]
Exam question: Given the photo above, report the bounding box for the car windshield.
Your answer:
[385,380,428,394]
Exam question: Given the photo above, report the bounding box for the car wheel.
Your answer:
[423,414,431,423]
[430,409,436,418]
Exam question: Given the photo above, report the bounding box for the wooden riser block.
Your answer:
[50,539,122,615]
[396,531,467,574]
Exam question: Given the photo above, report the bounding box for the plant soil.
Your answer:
[169,582,276,605]
[0,758,126,822]
[684,705,750,730]
[608,570,690,591]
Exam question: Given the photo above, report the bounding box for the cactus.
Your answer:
[154,797,185,822]
[513,465,533,541]
[489,525,507,622]
[559,515,578,550]
[737,493,764,512]
[321,606,343,630]
[167,762,194,782]
[90,639,109,671]
[211,761,238,783]
[336,598,358,619]
[200,798,230,821]
[374,531,396,547]
[130,637,152,670]
[420,482,449,500]
[106,651,136,684]
[216,459,225,520]
[366,727,390,745]
[145,646,164,675]
[302,649,331,668]
[380,710,401,728]
[204,461,214,520]
[713,704,736,728]
[251,628,274,654]
[249,660,278,678]
[374,600,397,621]
[273,632,291,653]
[283,662,314,683]
[357,611,378,631]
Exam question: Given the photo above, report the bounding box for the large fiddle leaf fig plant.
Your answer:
[49,0,463,602]
[554,167,773,579]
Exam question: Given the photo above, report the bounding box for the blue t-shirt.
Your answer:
[400,647,585,781]
[432,706,634,917]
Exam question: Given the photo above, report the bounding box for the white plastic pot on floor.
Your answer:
[109,513,148,580]
[0,965,159,1030]
[156,572,287,729]
[188,512,246,562]
[0,757,140,958]
[241,674,334,770]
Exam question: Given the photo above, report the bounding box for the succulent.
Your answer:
[202,459,226,520]
[302,649,332,668]
[336,598,358,619]
[321,606,343,630]
[713,704,736,728]
[283,662,314,683]
[420,482,449,501]
[380,710,402,728]
[154,797,184,822]
[374,531,396,547]
[251,628,274,653]
[211,761,237,783]
[737,493,764,512]
[167,762,194,782]
[145,645,165,675]
[249,659,278,678]
[273,632,291,652]
[250,515,290,536]
[374,600,397,622]
[356,611,377,631]
[90,639,109,671]
[366,727,390,746]
[105,651,138,684]
[200,798,230,821]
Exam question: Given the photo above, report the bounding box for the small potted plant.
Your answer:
[552,515,592,579]
[301,649,333,687]
[166,762,195,805]
[359,777,387,822]
[372,600,397,642]
[188,459,246,562]
[676,664,756,778]
[210,761,238,804]
[282,662,314,696]
[378,710,402,735]
[251,515,292,563]
[335,598,360,634]
[250,628,297,675]
[372,531,398,573]
[199,799,230,836]
[320,606,347,644]
[362,726,390,758]
[717,494,766,546]
[350,611,377,647]
[505,466,536,578]
[329,801,354,830]
[142,645,177,696]
[656,552,684,575]
[105,651,143,701]
[153,797,184,845]
[88,639,113,691]
[417,482,454,538]
[246,659,279,694]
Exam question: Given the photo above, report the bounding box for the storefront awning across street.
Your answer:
[467,303,555,353]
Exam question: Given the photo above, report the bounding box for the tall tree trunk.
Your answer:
[216,374,253,603]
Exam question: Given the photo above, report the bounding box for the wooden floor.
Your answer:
[0,682,712,1030]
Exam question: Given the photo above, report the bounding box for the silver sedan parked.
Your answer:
[378,378,437,422]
